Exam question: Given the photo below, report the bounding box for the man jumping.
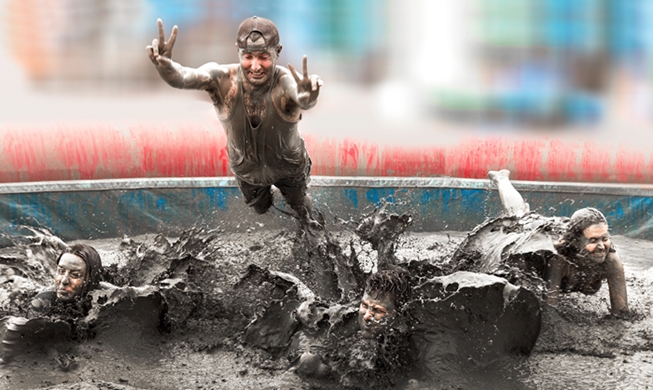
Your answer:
[147,16,323,228]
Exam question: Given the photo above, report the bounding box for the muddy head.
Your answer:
[555,207,611,264]
[359,291,396,339]
[55,254,87,302]
[24,243,105,319]
[577,222,611,264]
[55,244,103,302]
[358,269,411,338]
[236,16,282,87]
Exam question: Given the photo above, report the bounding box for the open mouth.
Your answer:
[57,289,72,297]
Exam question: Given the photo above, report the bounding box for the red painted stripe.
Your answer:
[1,124,652,184]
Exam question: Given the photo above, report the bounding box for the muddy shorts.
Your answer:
[236,160,311,215]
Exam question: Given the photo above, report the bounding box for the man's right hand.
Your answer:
[146,19,178,67]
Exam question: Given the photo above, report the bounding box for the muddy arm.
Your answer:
[155,61,225,91]
[544,255,565,305]
[146,19,226,90]
[605,252,628,315]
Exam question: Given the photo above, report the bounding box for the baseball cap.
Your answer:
[236,16,280,51]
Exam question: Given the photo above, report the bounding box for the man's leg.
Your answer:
[488,169,529,217]
[275,167,322,229]
[237,178,273,215]
[276,180,313,223]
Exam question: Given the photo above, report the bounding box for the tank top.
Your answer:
[219,67,309,186]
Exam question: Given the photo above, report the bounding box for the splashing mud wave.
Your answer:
[0,208,651,389]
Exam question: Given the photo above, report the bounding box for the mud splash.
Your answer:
[451,213,568,294]
[0,207,651,389]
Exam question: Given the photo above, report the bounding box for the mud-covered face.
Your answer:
[578,223,611,264]
[55,253,87,302]
[358,291,396,338]
[240,49,276,86]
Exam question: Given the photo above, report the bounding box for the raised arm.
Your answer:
[605,251,628,315]
[146,19,224,90]
[283,55,323,110]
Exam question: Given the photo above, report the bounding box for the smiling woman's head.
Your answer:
[555,207,611,260]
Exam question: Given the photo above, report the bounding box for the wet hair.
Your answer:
[56,243,103,297]
[364,268,412,309]
[554,207,608,258]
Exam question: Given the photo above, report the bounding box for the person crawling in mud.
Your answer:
[147,16,323,229]
[28,243,109,318]
[548,207,628,314]
[454,169,628,316]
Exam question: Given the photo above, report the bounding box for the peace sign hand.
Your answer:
[146,18,178,67]
[288,55,323,107]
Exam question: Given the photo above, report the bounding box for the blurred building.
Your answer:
[3,0,387,87]
[2,0,653,127]
[432,0,653,126]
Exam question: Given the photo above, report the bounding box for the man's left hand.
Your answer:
[288,55,323,106]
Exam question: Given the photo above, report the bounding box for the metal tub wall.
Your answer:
[0,177,651,242]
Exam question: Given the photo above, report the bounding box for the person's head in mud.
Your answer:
[359,268,411,338]
[55,244,103,302]
[556,208,611,264]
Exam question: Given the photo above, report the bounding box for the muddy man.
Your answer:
[147,16,323,228]
[358,268,411,338]
[296,268,412,379]
[489,170,628,316]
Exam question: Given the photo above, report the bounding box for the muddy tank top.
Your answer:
[219,67,309,186]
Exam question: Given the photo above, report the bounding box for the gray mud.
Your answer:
[0,224,652,390]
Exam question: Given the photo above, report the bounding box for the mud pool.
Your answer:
[0,221,652,390]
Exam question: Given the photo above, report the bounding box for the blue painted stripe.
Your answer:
[0,178,651,241]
